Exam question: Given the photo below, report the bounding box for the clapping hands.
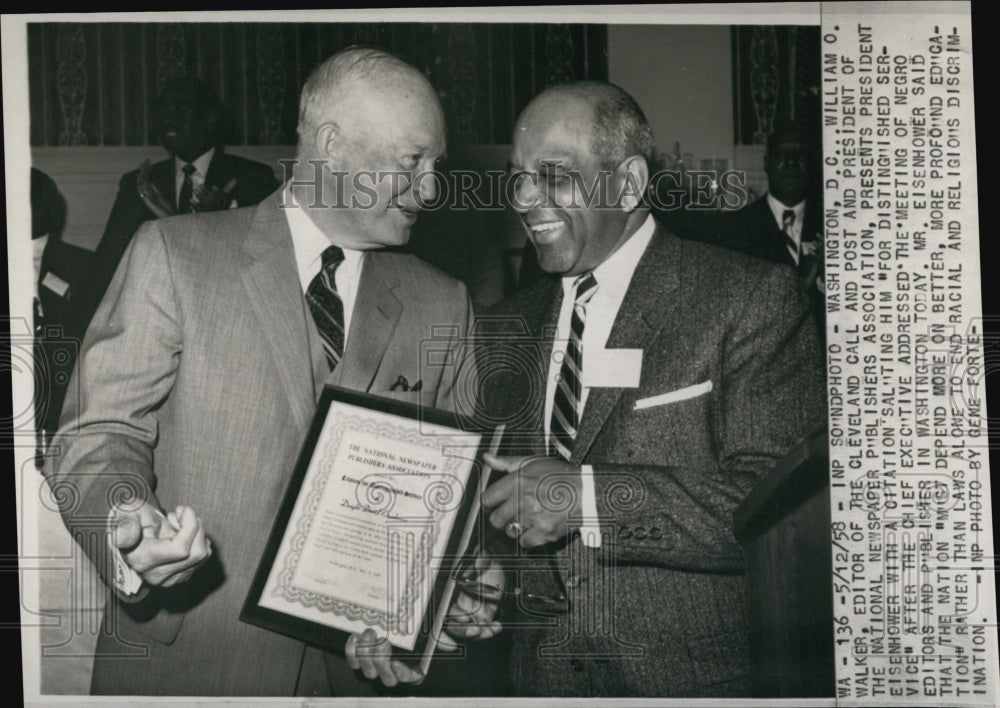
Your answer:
[137,159,238,216]
[190,177,237,212]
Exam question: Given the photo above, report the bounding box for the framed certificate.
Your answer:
[241,385,501,676]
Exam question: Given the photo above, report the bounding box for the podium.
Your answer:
[733,431,835,697]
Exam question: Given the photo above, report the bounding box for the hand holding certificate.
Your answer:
[344,552,506,686]
[241,385,502,678]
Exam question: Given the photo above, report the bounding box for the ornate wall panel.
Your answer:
[28,22,608,148]
[732,25,820,145]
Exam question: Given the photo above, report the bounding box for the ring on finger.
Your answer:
[505,520,525,538]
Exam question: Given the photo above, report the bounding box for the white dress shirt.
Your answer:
[174,147,215,209]
[284,186,364,342]
[544,213,656,548]
[33,235,47,314]
[766,193,806,263]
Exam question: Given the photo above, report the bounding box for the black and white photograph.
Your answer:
[2,3,996,705]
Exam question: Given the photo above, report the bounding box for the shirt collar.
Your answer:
[176,147,215,179]
[766,193,806,228]
[562,212,656,300]
[284,184,362,291]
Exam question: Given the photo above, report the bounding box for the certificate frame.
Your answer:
[241,384,498,675]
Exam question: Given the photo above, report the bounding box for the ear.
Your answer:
[315,122,342,162]
[617,156,650,213]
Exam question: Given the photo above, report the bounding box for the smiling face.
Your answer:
[156,79,219,164]
[764,130,811,207]
[328,81,446,249]
[509,91,633,277]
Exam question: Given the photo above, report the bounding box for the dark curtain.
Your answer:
[29,22,608,149]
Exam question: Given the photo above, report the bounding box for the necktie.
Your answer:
[550,273,598,461]
[782,209,798,264]
[306,246,346,371]
[178,163,196,214]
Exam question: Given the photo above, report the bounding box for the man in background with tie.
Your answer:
[46,48,479,697]
[81,76,278,330]
[717,122,825,338]
[469,82,826,696]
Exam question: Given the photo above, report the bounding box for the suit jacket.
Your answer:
[46,190,476,696]
[477,224,826,697]
[79,150,279,330]
[34,237,94,435]
[718,194,821,266]
[717,196,826,343]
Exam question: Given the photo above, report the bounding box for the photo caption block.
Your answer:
[823,3,998,705]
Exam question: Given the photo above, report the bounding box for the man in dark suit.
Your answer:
[718,124,825,342]
[46,49,479,697]
[721,123,821,267]
[30,168,92,440]
[466,82,826,696]
[81,76,278,327]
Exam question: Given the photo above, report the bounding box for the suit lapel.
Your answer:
[572,227,686,464]
[330,251,402,392]
[524,277,562,455]
[240,192,317,432]
[151,159,176,211]
[205,151,234,191]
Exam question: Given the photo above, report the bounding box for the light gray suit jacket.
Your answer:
[478,224,826,697]
[46,190,475,696]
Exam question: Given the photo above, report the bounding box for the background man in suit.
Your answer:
[31,168,92,443]
[472,82,826,696]
[46,48,477,697]
[81,76,278,328]
[721,123,820,266]
[719,122,825,336]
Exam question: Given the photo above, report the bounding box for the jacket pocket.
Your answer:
[686,630,751,686]
[372,388,435,408]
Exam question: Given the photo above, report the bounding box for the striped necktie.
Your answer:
[178,163,196,214]
[306,246,346,371]
[550,272,599,461]
[782,209,798,264]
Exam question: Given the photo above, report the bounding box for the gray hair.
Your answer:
[588,82,656,169]
[296,47,416,151]
[544,81,656,169]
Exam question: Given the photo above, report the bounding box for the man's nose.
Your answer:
[416,170,438,205]
[511,172,540,212]
[777,150,806,169]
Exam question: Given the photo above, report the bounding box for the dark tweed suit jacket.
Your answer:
[477,223,826,697]
[79,150,278,330]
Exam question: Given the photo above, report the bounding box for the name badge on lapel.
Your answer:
[41,272,70,298]
[583,348,642,388]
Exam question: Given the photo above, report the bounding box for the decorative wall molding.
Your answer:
[544,24,574,85]
[30,22,607,148]
[256,26,287,144]
[749,26,778,146]
[155,23,187,93]
[732,26,820,145]
[55,24,87,147]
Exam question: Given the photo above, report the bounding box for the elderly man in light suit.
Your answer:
[467,81,827,696]
[46,48,477,696]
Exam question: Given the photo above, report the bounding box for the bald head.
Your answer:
[521,81,655,170]
[510,80,653,276]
